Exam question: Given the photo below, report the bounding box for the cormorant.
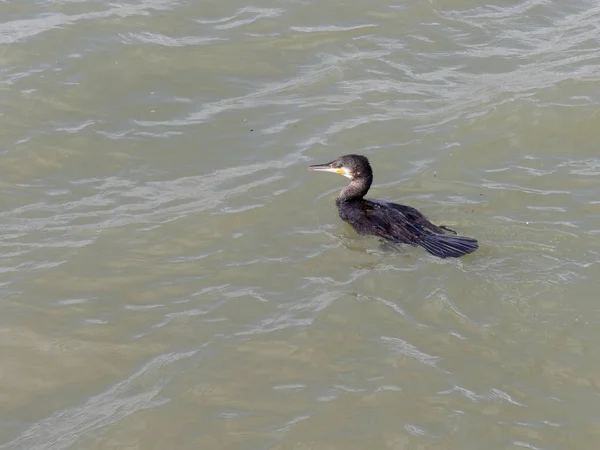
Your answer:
[309,154,478,258]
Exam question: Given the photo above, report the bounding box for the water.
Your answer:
[2,0,600,448]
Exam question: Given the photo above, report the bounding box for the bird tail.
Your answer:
[418,233,478,258]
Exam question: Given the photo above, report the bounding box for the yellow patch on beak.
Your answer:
[335,168,344,175]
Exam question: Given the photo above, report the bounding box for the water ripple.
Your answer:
[1,349,199,450]
[2,0,600,448]
[0,0,178,44]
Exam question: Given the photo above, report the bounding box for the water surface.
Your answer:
[2,0,600,449]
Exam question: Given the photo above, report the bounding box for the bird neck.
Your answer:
[336,174,372,203]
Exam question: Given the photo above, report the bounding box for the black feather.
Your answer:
[417,234,479,258]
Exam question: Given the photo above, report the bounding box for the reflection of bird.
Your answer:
[309,154,478,258]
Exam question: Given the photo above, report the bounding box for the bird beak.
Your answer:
[308,162,345,176]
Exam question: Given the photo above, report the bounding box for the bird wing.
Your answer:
[368,199,451,235]
[361,200,430,244]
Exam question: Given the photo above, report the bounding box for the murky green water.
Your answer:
[2,0,600,448]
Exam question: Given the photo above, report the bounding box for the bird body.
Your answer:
[309,154,478,258]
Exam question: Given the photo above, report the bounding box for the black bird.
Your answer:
[309,154,478,258]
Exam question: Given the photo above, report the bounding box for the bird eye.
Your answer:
[336,163,343,168]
